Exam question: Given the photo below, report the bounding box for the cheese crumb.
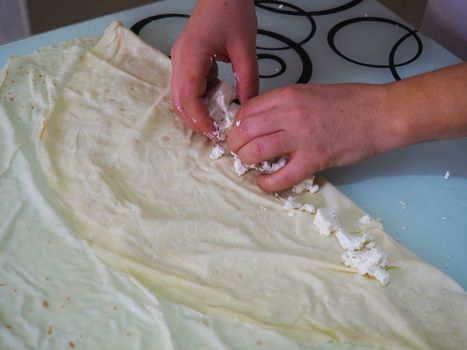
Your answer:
[292,177,319,194]
[209,144,225,160]
[300,203,315,214]
[444,170,450,180]
[335,229,373,251]
[205,81,239,140]
[358,214,373,225]
[313,208,340,236]
[341,248,390,286]
[283,196,300,210]
[283,196,315,214]
[258,157,287,174]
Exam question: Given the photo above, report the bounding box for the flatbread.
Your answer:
[36,22,467,349]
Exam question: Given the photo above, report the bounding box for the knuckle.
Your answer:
[252,140,265,159]
[280,85,297,100]
[237,119,250,138]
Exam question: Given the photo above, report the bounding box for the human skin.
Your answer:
[171,0,467,192]
[170,0,258,137]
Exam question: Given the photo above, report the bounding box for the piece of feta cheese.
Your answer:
[205,81,239,140]
[209,144,225,160]
[232,153,256,176]
[313,208,340,236]
[444,170,450,180]
[258,157,288,174]
[300,203,316,214]
[292,177,319,194]
[335,229,373,251]
[283,196,315,214]
[341,248,390,286]
[283,196,300,210]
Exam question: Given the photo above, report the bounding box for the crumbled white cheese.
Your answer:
[444,170,450,180]
[233,154,249,176]
[284,196,316,216]
[231,153,257,176]
[335,229,373,251]
[283,196,315,214]
[283,196,300,210]
[235,120,241,127]
[258,157,288,174]
[205,81,239,140]
[231,153,288,177]
[209,144,225,160]
[292,177,319,194]
[341,248,390,286]
[300,203,315,214]
[358,214,373,225]
[313,208,340,237]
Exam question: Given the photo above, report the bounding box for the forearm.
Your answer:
[385,63,467,148]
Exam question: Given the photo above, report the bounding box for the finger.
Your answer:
[236,130,295,164]
[236,85,295,121]
[256,153,311,192]
[227,109,283,152]
[171,47,215,136]
[229,43,259,104]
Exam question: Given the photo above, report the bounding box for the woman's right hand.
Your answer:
[170,0,259,139]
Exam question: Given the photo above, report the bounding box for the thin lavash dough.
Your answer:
[36,22,467,349]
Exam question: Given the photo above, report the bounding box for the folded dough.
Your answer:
[37,22,467,349]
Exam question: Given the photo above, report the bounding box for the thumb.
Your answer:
[230,45,259,103]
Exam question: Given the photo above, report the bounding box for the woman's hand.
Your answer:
[227,83,398,192]
[171,0,259,139]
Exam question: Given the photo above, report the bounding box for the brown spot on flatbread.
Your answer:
[113,306,118,311]
[5,325,12,330]
[42,300,49,308]
[256,340,262,346]
[40,120,48,141]
[69,341,76,348]
[202,320,209,327]
[48,326,53,335]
